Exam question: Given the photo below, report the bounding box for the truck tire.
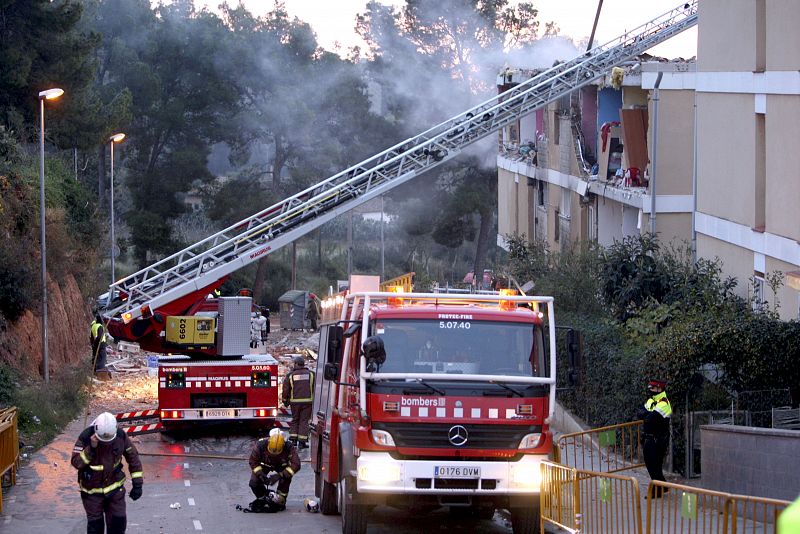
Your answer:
[340,474,367,534]
[319,475,338,515]
[510,501,541,534]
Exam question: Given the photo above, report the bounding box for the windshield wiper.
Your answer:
[489,380,524,397]
[415,379,445,396]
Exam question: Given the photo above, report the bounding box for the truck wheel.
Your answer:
[339,474,367,534]
[510,501,541,534]
[319,475,338,515]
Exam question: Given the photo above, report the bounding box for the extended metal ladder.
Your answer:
[107,1,697,322]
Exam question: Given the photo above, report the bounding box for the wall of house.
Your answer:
[596,198,625,246]
[766,257,800,320]
[766,0,800,70]
[641,212,692,247]
[623,87,648,108]
[597,88,623,133]
[520,111,537,144]
[696,92,755,226]
[697,234,756,293]
[497,167,517,238]
[698,0,760,72]
[580,86,598,157]
[648,89,695,196]
[765,95,800,242]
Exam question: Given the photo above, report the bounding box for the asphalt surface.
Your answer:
[1,420,516,534]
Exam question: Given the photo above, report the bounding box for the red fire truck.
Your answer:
[310,281,556,534]
[107,294,280,430]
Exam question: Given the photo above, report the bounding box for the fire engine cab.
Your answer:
[311,279,556,534]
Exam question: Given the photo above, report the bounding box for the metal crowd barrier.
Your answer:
[0,407,20,514]
[555,420,645,473]
[540,460,644,534]
[645,481,790,534]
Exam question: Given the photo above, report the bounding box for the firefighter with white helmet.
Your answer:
[247,428,301,512]
[70,412,143,533]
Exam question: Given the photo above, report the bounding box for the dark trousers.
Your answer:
[82,487,126,533]
[643,435,668,483]
[249,472,292,498]
[289,403,312,442]
[93,344,108,371]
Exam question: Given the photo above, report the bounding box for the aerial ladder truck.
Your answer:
[100,0,697,471]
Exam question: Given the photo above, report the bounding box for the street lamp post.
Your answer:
[108,133,125,284]
[38,88,64,384]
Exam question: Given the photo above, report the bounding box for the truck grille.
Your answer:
[372,422,540,450]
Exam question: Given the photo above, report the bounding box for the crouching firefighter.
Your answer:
[71,412,143,534]
[247,428,300,512]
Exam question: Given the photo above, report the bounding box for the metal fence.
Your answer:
[555,420,645,473]
[644,481,789,534]
[540,460,644,534]
[0,407,20,514]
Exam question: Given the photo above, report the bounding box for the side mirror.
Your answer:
[324,362,340,381]
[327,325,344,365]
[362,336,386,369]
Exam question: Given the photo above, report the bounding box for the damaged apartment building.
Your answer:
[497,0,800,321]
[496,56,695,251]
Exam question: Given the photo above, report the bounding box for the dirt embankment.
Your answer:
[0,273,90,377]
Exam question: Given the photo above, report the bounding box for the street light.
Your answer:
[108,133,125,284]
[38,87,64,384]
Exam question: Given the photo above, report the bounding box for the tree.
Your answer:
[0,0,99,141]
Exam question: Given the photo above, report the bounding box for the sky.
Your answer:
[198,0,698,60]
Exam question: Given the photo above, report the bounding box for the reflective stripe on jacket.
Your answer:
[90,321,107,345]
[282,368,315,404]
[644,391,672,418]
[71,426,143,494]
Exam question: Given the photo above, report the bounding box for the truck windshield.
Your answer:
[371,319,545,377]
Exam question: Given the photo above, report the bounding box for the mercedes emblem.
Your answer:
[448,425,469,447]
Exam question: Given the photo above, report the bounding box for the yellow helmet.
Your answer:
[267,428,285,454]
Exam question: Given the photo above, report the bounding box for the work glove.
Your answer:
[129,485,143,501]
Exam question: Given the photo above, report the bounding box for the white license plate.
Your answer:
[434,466,481,479]
[205,409,236,418]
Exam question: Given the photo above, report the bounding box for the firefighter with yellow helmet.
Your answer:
[247,428,300,512]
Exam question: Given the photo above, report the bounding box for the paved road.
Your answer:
[1,420,515,533]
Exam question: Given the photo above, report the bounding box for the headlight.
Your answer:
[371,429,396,447]
[357,462,401,484]
[518,433,544,449]
[511,462,542,489]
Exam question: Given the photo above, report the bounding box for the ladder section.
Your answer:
[107,1,697,322]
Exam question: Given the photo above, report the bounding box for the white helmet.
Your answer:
[94,412,118,442]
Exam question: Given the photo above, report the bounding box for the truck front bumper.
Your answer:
[356,451,545,495]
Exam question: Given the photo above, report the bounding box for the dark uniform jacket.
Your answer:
[71,427,143,495]
[248,438,301,479]
[282,368,315,405]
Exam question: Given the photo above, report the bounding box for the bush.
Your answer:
[15,363,91,449]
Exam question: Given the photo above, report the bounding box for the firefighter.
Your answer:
[282,355,314,448]
[89,314,108,373]
[637,379,672,496]
[305,295,319,332]
[70,412,143,534]
[248,428,301,512]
